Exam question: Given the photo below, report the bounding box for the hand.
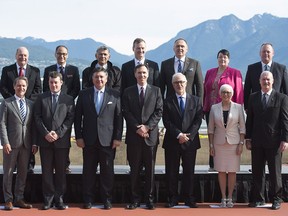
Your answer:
[112,140,121,149]
[136,124,149,138]
[279,141,288,152]
[236,144,243,155]
[76,138,85,148]
[245,140,252,150]
[45,131,58,143]
[32,145,38,154]
[3,144,12,155]
[209,146,215,156]
[178,133,190,144]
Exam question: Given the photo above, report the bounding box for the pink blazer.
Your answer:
[208,102,245,145]
[203,67,244,112]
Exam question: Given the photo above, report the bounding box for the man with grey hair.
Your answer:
[82,45,121,91]
[246,71,288,210]
[162,73,202,208]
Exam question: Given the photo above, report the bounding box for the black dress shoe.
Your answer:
[165,201,178,208]
[185,202,198,208]
[104,201,112,210]
[126,202,140,210]
[42,204,51,210]
[146,202,155,210]
[248,201,265,207]
[55,203,67,210]
[83,202,92,209]
[272,201,281,210]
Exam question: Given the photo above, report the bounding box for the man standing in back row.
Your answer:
[244,42,288,110]
[160,38,203,100]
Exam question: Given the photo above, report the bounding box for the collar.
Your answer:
[16,64,26,70]
[261,61,272,67]
[134,58,145,65]
[94,86,105,93]
[261,89,272,96]
[14,95,25,102]
[175,56,185,63]
[176,92,186,99]
[57,63,66,69]
[137,83,147,91]
[51,91,61,96]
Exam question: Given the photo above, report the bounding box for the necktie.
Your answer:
[59,66,64,78]
[19,99,26,121]
[52,94,57,113]
[264,64,269,71]
[262,93,267,109]
[179,96,185,116]
[19,67,24,77]
[139,87,144,108]
[177,59,182,72]
[95,91,102,114]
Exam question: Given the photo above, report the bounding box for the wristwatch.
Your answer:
[239,141,244,145]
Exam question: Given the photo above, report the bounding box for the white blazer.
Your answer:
[208,102,245,145]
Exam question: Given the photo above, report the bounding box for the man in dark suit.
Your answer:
[74,67,123,210]
[82,45,121,91]
[0,77,37,210]
[163,73,202,208]
[160,38,203,100]
[121,38,160,93]
[244,42,288,110]
[246,71,288,210]
[34,71,75,210]
[122,64,163,210]
[43,45,80,173]
[0,46,42,173]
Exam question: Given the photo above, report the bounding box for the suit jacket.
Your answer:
[34,91,75,148]
[74,87,123,147]
[208,102,245,145]
[122,84,163,146]
[0,63,42,100]
[244,61,288,109]
[162,93,202,151]
[121,59,160,92]
[245,90,288,148]
[43,64,80,99]
[0,96,35,149]
[160,57,203,100]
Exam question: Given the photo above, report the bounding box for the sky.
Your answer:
[0,0,287,55]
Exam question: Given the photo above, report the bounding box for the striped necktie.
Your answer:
[19,99,26,121]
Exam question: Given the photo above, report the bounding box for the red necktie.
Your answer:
[19,67,24,77]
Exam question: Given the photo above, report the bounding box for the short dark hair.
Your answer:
[55,45,68,53]
[92,67,108,76]
[217,49,230,59]
[49,71,63,81]
[174,38,188,45]
[134,63,149,73]
[133,38,146,49]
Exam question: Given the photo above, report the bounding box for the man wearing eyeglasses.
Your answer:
[162,73,202,208]
[43,45,80,174]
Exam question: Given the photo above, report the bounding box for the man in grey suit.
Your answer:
[34,71,75,210]
[74,67,123,210]
[160,38,203,100]
[122,64,163,210]
[0,77,37,210]
[244,42,288,110]
[163,73,202,208]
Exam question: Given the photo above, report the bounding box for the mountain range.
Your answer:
[0,13,287,78]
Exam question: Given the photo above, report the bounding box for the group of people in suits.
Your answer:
[0,39,288,211]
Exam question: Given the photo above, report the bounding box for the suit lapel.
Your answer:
[182,57,191,75]
[11,98,22,121]
[172,94,182,117]
[99,89,110,115]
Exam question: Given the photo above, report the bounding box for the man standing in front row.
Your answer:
[163,73,202,208]
[122,64,163,210]
[34,72,75,210]
[0,77,37,210]
[74,67,123,210]
[246,71,288,210]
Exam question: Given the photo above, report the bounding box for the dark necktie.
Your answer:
[264,64,269,71]
[19,99,26,121]
[19,67,24,77]
[52,94,58,113]
[139,87,144,108]
[262,93,267,109]
[59,66,64,78]
[179,96,185,116]
[177,59,182,72]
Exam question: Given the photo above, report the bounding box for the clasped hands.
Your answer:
[45,130,59,143]
[136,124,149,138]
[178,133,190,144]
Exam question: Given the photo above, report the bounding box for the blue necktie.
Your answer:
[264,64,269,71]
[179,96,185,116]
[177,59,182,72]
[95,91,102,114]
[52,94,58,113]
[19,99,26,121]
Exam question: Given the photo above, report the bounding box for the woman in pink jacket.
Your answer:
[203,49,244,171]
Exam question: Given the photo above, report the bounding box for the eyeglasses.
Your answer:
[173,81,186,85]
[56,53,67,56]
[221,91,232,95]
